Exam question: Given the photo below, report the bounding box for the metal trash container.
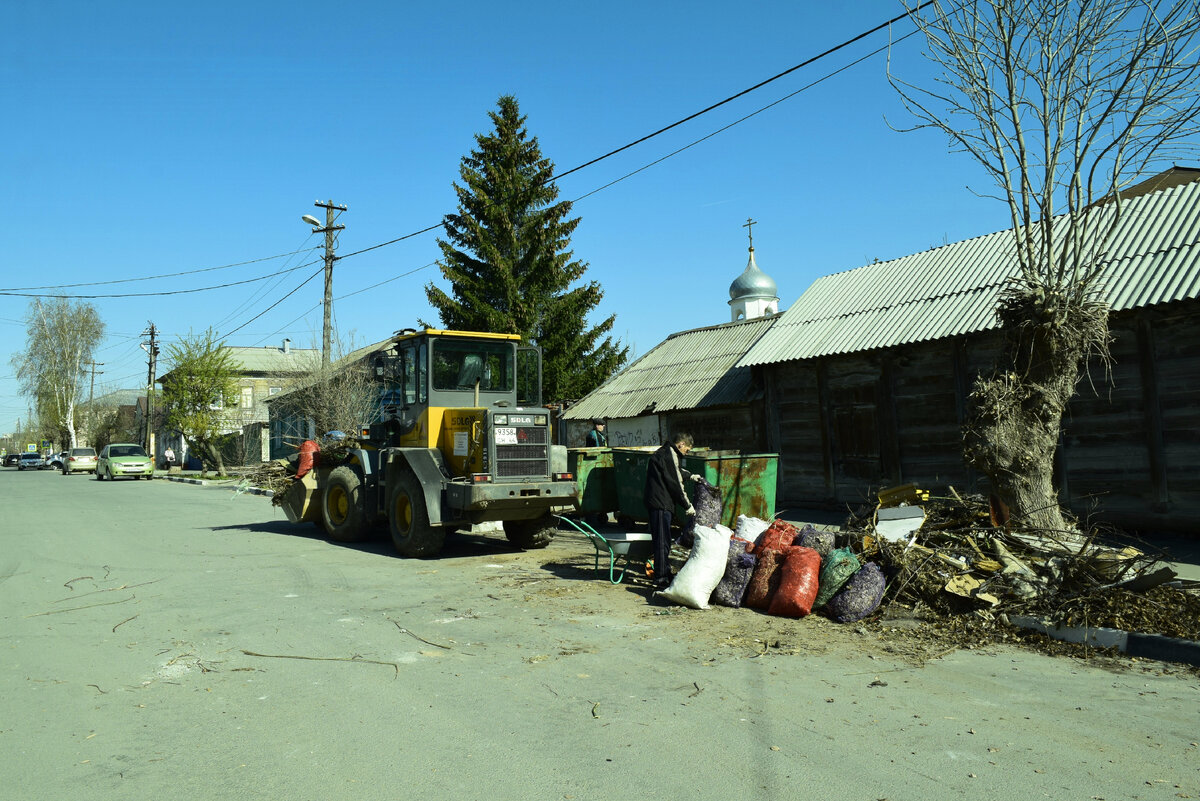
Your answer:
[683,449,778,528]
[568,447,618,516]
[612,446,660,524]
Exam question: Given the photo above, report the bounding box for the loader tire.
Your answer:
[503,512,557,550]
[389,471,445,558]
[321,466,370,543]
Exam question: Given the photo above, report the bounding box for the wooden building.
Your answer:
[740,171,1200,532]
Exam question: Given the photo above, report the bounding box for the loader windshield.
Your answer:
[431,339,514,393]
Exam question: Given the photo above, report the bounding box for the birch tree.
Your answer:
[11,298,105,449]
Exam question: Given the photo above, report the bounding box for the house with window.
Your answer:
[155,339,319,467]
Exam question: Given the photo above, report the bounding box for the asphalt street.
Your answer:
[2,467,1197,800]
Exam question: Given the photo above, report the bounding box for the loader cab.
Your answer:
[372,330,543,456]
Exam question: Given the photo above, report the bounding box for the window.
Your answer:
[269,386,281,395]
[431,339,513,392]
[241,386,254,409]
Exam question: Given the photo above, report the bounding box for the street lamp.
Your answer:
[301,201,347,367]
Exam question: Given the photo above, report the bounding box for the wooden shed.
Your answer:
[740,172,1200,532]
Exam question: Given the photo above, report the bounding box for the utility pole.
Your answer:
[141,323,159,455]
[305,200,347,368]
[86,361,104,407]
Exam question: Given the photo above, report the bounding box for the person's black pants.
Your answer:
[649,508,673,583]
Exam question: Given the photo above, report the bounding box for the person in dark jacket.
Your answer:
[585,419,608,447]
[644,432,700,588]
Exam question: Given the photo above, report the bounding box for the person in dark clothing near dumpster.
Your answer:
[644,432,701,588]
[585,419,608,447]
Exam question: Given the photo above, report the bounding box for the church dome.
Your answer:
[729,248,778,300]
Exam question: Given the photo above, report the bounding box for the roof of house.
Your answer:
[156,342,320,383]
[89,388,144,407]
[562,316,777,421]
[740,173,1200,368]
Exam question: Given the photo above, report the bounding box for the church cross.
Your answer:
[743,217,757,249]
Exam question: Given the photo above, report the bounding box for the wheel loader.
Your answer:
[278,329,576,557]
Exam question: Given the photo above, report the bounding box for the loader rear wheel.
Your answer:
[389,471,445,557]
[503,512,557,550]
[321,466,369,543]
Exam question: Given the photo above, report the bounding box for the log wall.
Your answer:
[762,301,1200,532]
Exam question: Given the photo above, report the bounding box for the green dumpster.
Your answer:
[683,449,779,528]
[568,447,618,516]
[612,446,660,524]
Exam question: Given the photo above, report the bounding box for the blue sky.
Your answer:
[0,0,1014,429]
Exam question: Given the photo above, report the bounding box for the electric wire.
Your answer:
[221,265,327,339]
[0,247,320,292]
[0,260,321,299]
[212,232,320,332]
[334,3,935,261]
[571,26,924,203]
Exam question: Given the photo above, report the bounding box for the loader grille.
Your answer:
[496,426,548,478]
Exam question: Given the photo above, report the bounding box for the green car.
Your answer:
[96,443,155,481]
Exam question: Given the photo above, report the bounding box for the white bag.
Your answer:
[656,525,731,609]
[735,515,771,542]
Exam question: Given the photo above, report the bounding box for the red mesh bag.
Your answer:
[296,440,320,478]
[743,549,787,609]
[768,546,822,618]
[749,520,800,554]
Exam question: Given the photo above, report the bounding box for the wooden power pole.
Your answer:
[310,200,346,367]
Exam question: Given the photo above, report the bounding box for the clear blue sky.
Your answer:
[1,0,1013,429]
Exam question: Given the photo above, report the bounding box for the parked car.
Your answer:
[96,443,154,481]
[3,453,19,467]
[62,447,98,475]
[48,451,68,470]
[18,452,47,470]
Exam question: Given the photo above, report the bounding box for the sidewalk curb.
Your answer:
[157,474,274,497]
[1009,614,1200,667]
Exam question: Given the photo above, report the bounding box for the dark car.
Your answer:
[18,452,46,470]
[3,453,18,467]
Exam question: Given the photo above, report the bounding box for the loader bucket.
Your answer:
[280,471,322,524]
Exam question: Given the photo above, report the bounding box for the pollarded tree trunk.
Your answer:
[964,288,1109,534]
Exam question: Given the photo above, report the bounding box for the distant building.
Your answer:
[156,339,320,467]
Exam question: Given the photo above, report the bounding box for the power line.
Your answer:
[0,247,320,292]
[247,261,440,347]
[0,259,321,299]
[221,265,327,339]
[335,3,935,261]
[571,26,924,203]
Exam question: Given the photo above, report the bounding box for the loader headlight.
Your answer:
[493,415,508,425]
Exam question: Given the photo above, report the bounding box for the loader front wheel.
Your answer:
[389,471,445,557]
[321,466,369,543]
[503,512,557,550]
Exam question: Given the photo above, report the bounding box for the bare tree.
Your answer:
[891,0,1200,532]
[280,339,382,441]
[11,299,105,450]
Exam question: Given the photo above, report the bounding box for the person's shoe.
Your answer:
[654,575,673,589]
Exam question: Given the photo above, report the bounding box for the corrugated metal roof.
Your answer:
[563,316,777,420]
[740,179,1200,367]
[223,344,321,373]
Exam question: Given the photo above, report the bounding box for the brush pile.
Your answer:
[842,485,1200,641]
[240,436,367,507]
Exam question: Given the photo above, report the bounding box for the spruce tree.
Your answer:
[424,95,627,402]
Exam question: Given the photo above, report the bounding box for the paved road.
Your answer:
[2,468,1197,800]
